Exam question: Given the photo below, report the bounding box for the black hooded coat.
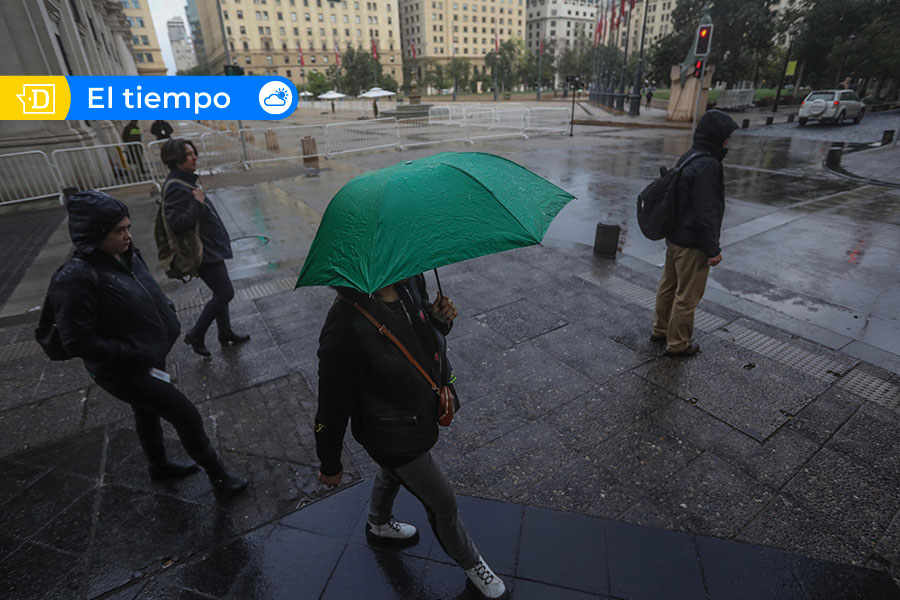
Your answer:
[48,191,181,378]
[667,109,739,257]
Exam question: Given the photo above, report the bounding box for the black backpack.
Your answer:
[35,258,99,361]
[636,152,709,240]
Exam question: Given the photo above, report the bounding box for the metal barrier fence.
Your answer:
[0,151,61,205]
[306,100,398,113]
[324,118,400,156]
[51,142,159,194]
[398,116,470,149]
[0,109,567,204]
[717,89,755,110]
[240,124,327,165]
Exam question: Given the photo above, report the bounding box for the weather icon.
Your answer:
[258,81,294,115]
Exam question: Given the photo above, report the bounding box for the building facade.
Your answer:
[121,0,166,75]
[525,0,596,56]
[597,0,675,56]
[196,0,403,92]
[168,16,199,72]
[0,0,137,152]
[399,0,525,82]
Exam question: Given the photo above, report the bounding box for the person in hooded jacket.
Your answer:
[160,138,249,357]
[651,109,739,356]
[47,190,249,495]
[315,275,508,599]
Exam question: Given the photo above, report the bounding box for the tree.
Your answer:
[176,65,210,76]
[337,46,383,95]
[448,57,471,92]
[485,38,527,92]
[306,71,331,95]
[648,0,776,86]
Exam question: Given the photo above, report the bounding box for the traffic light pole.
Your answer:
[216,0,247,165]
[692,57,706,130]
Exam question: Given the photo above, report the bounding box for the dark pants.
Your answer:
[192,260,235,339]
[96,368,219,470]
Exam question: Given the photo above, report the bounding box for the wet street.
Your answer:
[2,114,899,599]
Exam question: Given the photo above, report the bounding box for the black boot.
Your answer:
[218,331,251,346]
[149,461,201,481]
[207,466,249,496]
[184,331,211,357]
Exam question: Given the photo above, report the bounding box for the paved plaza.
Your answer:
[1,107,899,599]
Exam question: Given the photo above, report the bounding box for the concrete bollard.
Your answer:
[787,114,795,123]
[882,130,894,145]
[826,142,844,170]
[593,223,620,259]
[765,116,774,125]
[742,119,750,129]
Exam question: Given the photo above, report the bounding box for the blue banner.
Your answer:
[64,76,297,120]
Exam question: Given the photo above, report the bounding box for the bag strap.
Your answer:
[674,151,711,171]
[162,177,196,199]
[337,295,439,394]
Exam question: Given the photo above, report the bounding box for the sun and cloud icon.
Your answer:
[258,81,294,115]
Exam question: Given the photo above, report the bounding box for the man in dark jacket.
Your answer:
[651,109,738,356]
[120,120,146,174]
[47,190,248,495]
[150,119,173,140]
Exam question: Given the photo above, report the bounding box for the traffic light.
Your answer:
[693,59,703,78]
[224,65,244,75]
[695,25,713,56]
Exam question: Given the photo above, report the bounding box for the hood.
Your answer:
[67,190,130,254]
[693,109,739,158]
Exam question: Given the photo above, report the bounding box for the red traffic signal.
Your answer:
[695,25,713,56]
[693,59,703,78]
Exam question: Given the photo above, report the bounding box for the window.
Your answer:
[240,25,247,33]
[145,53,153,61]
[292,12,297,20]
[267,55,273,63]
[246,56,252,63]
[224,9,230,18]
[237,9,244,17]
[278,11,284,19]
[305,12,310,19]
[256,10,262,17]
[243,40,249,48]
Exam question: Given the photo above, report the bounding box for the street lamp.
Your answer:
[628,0,650,116]
[772,27,799,113]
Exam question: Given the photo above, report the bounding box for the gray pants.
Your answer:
[369,451,479,569]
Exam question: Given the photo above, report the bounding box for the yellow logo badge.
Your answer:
[1,77,70,119]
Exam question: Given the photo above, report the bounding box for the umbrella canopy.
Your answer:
[318,90,347,99]
[359,87,397,98]
[298,91,315,97]
[295,152,575,294]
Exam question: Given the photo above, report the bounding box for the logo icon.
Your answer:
[17,84,56,114]
[258,80,292,115]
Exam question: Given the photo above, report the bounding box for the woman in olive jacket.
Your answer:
[47,190,247,495]
[314,274,508,599]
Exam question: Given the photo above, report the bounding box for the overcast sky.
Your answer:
[147,0,188,75]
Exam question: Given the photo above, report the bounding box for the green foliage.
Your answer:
[176,65,211,76]
[337,46,383,95]
[485,38,527,92]
[306,71,331,95]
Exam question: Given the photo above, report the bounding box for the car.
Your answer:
[798,89,865,126]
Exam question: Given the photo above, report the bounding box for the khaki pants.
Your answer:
[652,241,710,352]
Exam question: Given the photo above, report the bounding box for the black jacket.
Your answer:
[314,275,453,475]
[163,168,233,263]
[667,109,739,257]
[150,120,173,140]
[49,193,180,379]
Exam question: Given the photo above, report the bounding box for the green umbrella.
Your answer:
[295,151,575,294]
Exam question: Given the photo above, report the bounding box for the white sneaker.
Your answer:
[365,517,420,546]
[465,556,508,599]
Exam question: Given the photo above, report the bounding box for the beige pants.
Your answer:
[652,241,710,353]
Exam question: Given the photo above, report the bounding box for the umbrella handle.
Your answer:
[433,268,444,298]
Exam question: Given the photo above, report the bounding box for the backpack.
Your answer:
[636,152,710,241]
[35,258,99,361]
[154,178,203,281]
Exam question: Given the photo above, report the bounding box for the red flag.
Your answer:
[371,38,378,61]
[334,43,341,65]
[495,28,499,55]
[411,40,416,59]
[630,0,635,9]
[594,19,601,47]
[619,0,624,17]
[297,42,304,67]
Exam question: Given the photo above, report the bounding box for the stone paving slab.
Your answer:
[2,244,900,598]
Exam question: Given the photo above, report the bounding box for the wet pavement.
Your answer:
[1,118,900,599]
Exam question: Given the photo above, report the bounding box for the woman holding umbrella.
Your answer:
[315,275,508,599]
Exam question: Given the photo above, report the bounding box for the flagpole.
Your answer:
[493,30,499,101]
[537,32,543,100]
[628,0,649,116]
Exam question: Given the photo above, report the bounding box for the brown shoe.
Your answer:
[650,334,666,343]
[665,341,700,356]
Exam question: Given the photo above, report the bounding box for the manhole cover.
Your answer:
[232,235,270,251]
